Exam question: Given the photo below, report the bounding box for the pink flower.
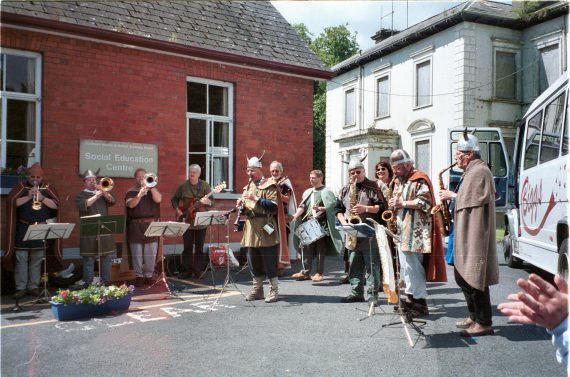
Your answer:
[60,291,69,299]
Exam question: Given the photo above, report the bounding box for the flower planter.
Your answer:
[50,295,132,321]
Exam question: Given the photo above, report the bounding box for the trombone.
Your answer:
[142,173,158,188]
[97,177,114,191]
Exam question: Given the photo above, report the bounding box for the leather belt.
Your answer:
[18,219,47,225]
[131,218,155,223]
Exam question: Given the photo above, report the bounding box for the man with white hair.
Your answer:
[440,133,498,337]
[171,164,212,279]
[389,149,446,317]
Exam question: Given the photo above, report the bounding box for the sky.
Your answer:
[272,1,512,51]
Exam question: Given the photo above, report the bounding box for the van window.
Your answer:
[523,111,542,170]
[540,90,566,163]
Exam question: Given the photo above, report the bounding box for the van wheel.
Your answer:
[557,239,568,281]
[504,232,522,268]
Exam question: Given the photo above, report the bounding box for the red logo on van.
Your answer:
[520,176,556,236]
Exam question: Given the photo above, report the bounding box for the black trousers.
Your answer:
[454,268,493,326]
[247,246,278,279]
[182,228,207,274]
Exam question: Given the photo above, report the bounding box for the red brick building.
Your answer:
[0,1,332,258]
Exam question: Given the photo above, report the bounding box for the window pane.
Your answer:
[188,154,207,180]
[345,89,355,125]
[496,51,516,99]
[209,85,228,116]
[416,61,431,107]
[489,142,507,177]
[187,82,207,113]
[7,99,36,141]
[523,111,542,169]
[539,44,560,93]
[540,90,565,163]
[212,156,228,186]
[5,141,35,173]
[212,121,229,148]
[563,100,569,156]
[414,139,430,176]
[376,76,389,117]
[5,54,36,94]
[188,118,207,153]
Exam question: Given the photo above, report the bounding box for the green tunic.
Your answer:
[75,190,117,256]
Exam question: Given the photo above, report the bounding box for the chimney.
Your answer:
[371,28,399,44]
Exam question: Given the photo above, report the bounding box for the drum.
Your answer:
[295,218,326,246]
[209,246,228,267]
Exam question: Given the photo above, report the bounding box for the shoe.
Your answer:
[12,290,26,299]
[456,318,476,329]
[144,277,154,285]
[291,272,305,279]
[341,295,365,303]
[135,277,145,287]
[311,273,324,282]
[460,323,494,337]
[27,288,40,297]
[340,276,350,284]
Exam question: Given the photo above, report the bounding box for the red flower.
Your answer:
[60,291,69,299]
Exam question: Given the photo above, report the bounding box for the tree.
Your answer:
[293,23,359,173]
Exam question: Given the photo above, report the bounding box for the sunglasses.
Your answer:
[376,167,387,172]
[349,170,362,175]
[30,176,42,179]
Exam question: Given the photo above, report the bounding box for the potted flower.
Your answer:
[50,284,135,321]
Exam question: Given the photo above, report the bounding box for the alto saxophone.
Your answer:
[345,178,361,250]
[381,178,398,234]
[431,163,456,236]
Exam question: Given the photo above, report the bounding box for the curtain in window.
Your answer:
[416,61,431,107]
[496,51,516,100]
[539,44,560,93]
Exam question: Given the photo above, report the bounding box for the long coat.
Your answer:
[454,159,499,291]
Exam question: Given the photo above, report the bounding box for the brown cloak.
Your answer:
[453,159,499,290]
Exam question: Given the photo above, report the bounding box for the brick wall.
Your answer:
[1,27,314,252]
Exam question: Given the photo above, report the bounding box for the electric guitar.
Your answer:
[177,182,226,223]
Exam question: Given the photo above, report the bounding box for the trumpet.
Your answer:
[30,184,45,210]
[97,177,114,191]
[142,173,158,188]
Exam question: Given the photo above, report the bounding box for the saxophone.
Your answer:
[381,178,398,234]
[345,178,361,250]
[234,178,252,232]
[431,163,456,236]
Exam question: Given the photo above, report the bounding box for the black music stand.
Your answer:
[336,223,381,320]
[366,219,426,348]
[12,223,75,311]
[143,221,190,300]
[194,211,230,282]
[80,214,124,284]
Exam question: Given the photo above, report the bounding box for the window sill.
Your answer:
[413,103,433,111]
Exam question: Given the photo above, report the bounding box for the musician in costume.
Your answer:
[5,163,61,299]
[335,156,386,304]
[75,169,117,287]
[291,170,342,282]
[171,164,212,279]
[440,133,498,337]
[237,153,288,303]
[126,168,162,287]
[389,149,447,317]
[269,160,296,272]
[375,160,393,199]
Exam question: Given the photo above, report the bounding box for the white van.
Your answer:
[504,72,569,277]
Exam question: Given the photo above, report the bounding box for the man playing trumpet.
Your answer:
[126,168,162,286]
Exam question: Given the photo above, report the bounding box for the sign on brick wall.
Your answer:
[79,139,158,178]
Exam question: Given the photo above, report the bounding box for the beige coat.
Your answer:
[454,159,499,291]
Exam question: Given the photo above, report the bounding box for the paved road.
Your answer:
[1,245,566,377]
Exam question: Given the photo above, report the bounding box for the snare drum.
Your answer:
[295,218,326,246]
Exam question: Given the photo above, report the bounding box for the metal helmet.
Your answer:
[246,150,265,169]
[343,153,367,170]
[457,129,480,152]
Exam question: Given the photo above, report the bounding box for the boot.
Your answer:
[265,277,279,303]
[245,277,264,301]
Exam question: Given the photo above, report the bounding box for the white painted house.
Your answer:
[326,0,568,195]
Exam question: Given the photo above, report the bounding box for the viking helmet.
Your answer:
[457,129,480,152]
[343,153,367,170]
[82,168,100,179]
[246,150,265,169]
[390,149,413,166]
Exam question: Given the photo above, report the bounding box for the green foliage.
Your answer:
[51,284,134,306]
[515,1,541,20]
[293,23,360,173]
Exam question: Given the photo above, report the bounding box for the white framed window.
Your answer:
[0,49,42,191]
[492,38,521,101]
[375,74,390,118]
[187,77,234,190]
[344,87,356,127]
[414,58,432,108]
[413,138,431,176]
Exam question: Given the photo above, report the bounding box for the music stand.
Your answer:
[336,223,381,320]
[13,223,75,311]
[193,211,229,281]
[366,219,426,348]
[80,214,125,284]
[143,221,190,299]
[201,211,250,310]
